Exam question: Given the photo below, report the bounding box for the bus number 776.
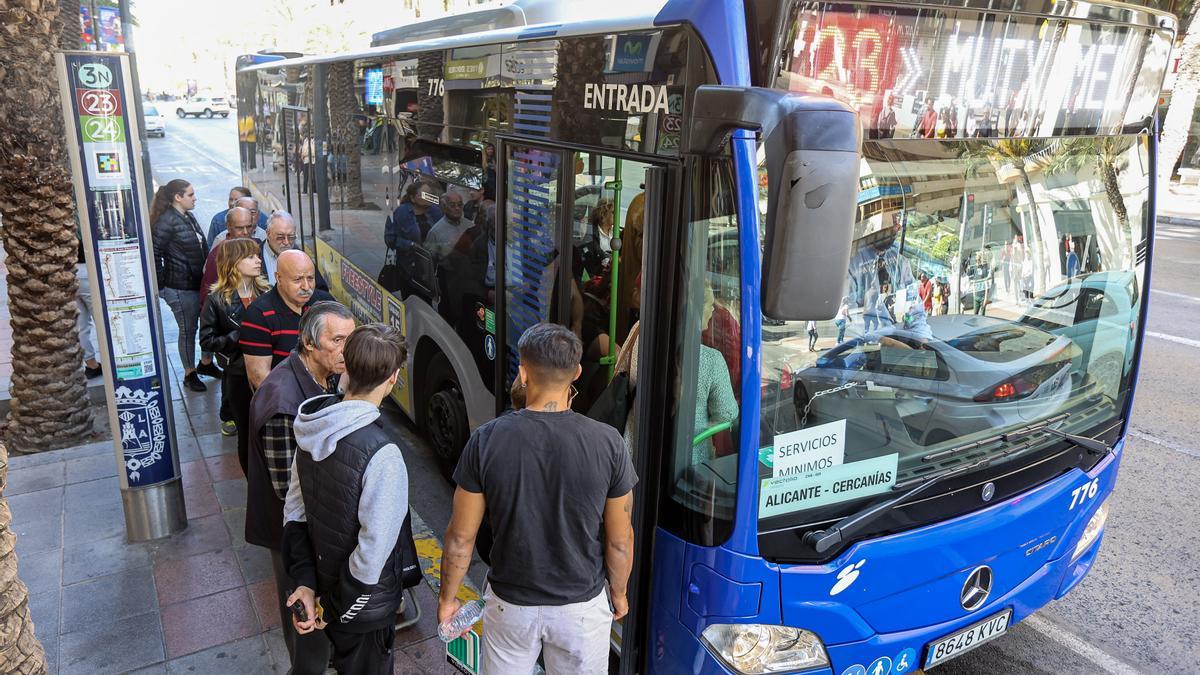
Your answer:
[1068,478,1099,510]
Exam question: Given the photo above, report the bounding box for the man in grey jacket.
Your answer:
[282,324,411,674]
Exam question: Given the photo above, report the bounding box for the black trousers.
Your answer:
[271,550,332,675]
[225,371,253,475]
[326,625,395,675]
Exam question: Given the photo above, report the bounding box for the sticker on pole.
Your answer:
[771,419,846,477]
[760,453,898,519]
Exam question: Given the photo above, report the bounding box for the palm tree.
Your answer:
[0,440,49,673]
[961,138,1051,293]
[326,61,368,209]
[1158,0,1197,182]
[0,0,94,454]
[1045,137,1135,267]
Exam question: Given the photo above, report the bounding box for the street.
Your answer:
[152,117,1200,674]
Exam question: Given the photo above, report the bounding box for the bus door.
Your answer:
[495,139,657,410]
[495,137,682,668]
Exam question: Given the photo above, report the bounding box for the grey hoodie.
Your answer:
[284,395,409,586]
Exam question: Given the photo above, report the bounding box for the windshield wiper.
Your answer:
[1000,416,1112,457]
[804,415,1113,554]
[802,454,995,554]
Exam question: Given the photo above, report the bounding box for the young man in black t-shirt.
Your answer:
[439,322,636,674]
[241,250,334,389]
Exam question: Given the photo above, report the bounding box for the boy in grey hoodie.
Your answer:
[282,324,413,674]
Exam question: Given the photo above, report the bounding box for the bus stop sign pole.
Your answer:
[55,51,187,541]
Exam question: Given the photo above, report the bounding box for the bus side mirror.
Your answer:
[689,87,861,320]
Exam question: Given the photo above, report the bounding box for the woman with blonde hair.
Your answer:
[199,238,268,472]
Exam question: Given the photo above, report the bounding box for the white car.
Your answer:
[175,96,230,119]
[143,103,165,137]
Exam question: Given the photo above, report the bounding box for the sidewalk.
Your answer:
[4,303,456,674]
[1159,180,1200,225]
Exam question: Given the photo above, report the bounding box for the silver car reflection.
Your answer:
[790,315,1084,447]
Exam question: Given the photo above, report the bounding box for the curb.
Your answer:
[1158,215,1200,227]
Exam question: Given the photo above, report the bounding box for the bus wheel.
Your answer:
[424,353,468,478]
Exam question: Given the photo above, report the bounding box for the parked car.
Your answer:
[1018,271,1138,399]
[175,95,230,118]
[143,103,165,137]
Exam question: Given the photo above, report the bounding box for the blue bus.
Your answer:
[236,0,1175,671]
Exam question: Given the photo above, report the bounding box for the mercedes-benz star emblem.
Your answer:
[961,566,993,611]
[981,482,996,502]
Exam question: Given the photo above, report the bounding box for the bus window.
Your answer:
[569,151,653,412]
[659,158,741,547]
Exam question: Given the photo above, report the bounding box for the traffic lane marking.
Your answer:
[1020,615,1141,675]
[1145,331,1200,349]
[1128,429,1200,460]
[1150,289,1200,304]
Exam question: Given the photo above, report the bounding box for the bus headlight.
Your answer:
[700,623,828,673]
[1072,499,1110,562]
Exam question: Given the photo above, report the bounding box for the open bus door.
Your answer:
[493,136,682,672]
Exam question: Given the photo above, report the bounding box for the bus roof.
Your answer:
[238,0,671,74]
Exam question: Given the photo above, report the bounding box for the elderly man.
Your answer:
[207,187,268,246]
[424,191,474,262]
[259,210,330,290]
[240,250,335,389]
[246,301,355,675]
[199,205,256,307]
[213,196,266,247]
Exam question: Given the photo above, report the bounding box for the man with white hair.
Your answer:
[258,210,329,291]
[213,196,267,246]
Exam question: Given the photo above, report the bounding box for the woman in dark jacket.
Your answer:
[199,238,267,472]
[150,179,218,392]
[386,179,442,250]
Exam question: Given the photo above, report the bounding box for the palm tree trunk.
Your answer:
[327,61,367,209]
[1018,168,1048,293]
[1100,160,1131,267]
[1160,15,1199,183]
[0,0,95,453]
[0,441,49,674]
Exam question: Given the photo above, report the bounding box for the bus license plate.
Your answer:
[924,609,1012,668]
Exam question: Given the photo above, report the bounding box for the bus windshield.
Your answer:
[756,134,1149,529]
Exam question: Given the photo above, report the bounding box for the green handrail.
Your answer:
[604,157,623,380]
[692,421,733,447]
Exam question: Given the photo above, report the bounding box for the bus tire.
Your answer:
[423,352,468,479]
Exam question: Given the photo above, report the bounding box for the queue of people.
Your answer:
[149,179,636,674]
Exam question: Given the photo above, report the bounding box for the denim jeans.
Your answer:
[160,287,200,368]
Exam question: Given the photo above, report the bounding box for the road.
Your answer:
[148,117,1200,673]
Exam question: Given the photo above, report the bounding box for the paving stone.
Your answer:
[236,545,273,585]
[6,461,66,496]
[60,610,165,674]
[149,513,231,562]
[246,580,281,630]
[182,481,221,519]
[197,432,236,458]
[64,497,126,545]
[179,460,210,487]
[212,478,247,512]
[396,635,454,674]
[223,508,248,549]
[204,454,243,482]
[7,486,64,525]
[18,548,62,597]
[154,548,244,607]
[64,475,121,509]
[61,567,159,635]
[13,513,63,558]
[165,634,273,674]
[63,533,153,585]
[160,587,260,659]
[65,453,118,484]
[395,579,442,648]
[28,589,60,645]
[263,628,289,674]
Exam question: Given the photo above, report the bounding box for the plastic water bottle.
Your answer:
[438,599,485,642]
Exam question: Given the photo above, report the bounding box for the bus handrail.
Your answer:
[693,421,733,447]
